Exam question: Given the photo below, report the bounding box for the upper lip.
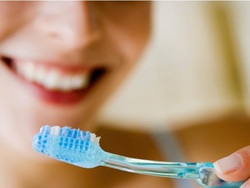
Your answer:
[17,60,94,73]
[1,55,111,73]
[1,54,108,77]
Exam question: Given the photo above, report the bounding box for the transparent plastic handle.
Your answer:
[197,162,245,187]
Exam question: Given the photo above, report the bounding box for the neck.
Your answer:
[0,139,100,188]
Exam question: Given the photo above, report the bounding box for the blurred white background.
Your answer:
[99,1,250,130]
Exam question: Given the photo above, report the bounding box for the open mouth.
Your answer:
[1,56,106,104]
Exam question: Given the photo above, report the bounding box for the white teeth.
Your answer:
[59,76,72,91]
[35,66,46,83]
[15,61,90,91]
[71,74,88,89]
[43,70,61,90]
[24,62,36,81]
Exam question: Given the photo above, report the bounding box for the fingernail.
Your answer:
[214,154,242,174]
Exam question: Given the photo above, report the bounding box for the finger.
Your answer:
[213,146,250,182]
[240,178,250,188]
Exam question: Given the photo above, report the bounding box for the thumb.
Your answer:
[213,146,250,182]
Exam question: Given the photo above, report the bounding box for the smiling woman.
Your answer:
[1,56,107,104]
[0,1,150,135]
[0,2,161,188]
[0,2,249,188]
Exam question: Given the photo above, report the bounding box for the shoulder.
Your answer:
[93,124,175,188]
[96,124,165,161]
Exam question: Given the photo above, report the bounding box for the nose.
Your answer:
[35,2,101,50]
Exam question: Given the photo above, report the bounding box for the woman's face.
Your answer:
[0,2,151,152]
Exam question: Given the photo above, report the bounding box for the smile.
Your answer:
[15,60,90,92]
[1,56,106,104]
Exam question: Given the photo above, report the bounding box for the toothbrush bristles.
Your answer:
[33,125,107,168]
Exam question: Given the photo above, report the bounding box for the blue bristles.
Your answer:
[32,125,109,168]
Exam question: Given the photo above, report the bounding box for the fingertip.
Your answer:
[214,146,250,182]
[214,154,242,174]
[240,179,250,188]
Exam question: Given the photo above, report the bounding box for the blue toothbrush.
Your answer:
[32,125,245,188]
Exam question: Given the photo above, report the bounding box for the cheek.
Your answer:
[100,3,151,64]
[116,18,151,64]
[0,2,34,41]
[0,3,18,39]
[117,25,151,64]
[0,61,13,92]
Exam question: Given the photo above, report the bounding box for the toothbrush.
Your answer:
[32,125,245,188]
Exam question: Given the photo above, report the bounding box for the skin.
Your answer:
[0,1,248,188]
[173,115,250,188]
[0,2,154,187]
[0,1,151,154]
[214,146,250,188]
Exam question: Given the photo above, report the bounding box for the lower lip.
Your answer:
[22,78,89,105]
[2,57,97,105]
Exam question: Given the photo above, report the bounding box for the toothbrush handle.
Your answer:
[103,153,200,179]
[103,155,246,187]
[197,162,245,187]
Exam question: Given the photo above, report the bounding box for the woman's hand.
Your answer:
[213,146,250,188]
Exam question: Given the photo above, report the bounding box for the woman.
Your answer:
[0,2,248,188]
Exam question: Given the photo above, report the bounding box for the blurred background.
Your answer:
[97,1,250,166]
[99,1,249,129]
[96,2,250,187]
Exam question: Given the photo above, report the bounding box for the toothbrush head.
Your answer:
[32,125,109,168]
